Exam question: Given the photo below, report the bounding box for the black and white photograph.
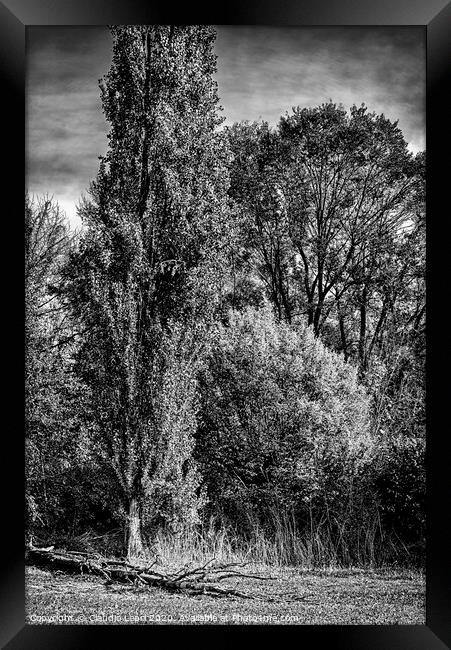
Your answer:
[24,24,427,626]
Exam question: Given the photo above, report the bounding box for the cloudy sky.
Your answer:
[26,26,425,229]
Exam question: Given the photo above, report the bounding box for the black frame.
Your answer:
[1,0,450,648]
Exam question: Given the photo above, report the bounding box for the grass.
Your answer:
[26,564,425,625]
[148,511,419,569]
[40,505,423,570]
[28,512,424,625]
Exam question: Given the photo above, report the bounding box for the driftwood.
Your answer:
[26,547,283,600]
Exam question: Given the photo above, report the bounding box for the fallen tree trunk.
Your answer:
[26,546,285,600]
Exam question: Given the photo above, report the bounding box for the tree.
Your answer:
[25,195,80,538]
[224,106,425,561]
[62,26,232,558]
[228,104,424,357]
[227,121,294,322]
[279,103,422,341]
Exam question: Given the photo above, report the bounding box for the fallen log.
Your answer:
[26,546,283,600]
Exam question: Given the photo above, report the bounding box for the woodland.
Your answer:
[25,26,425,578]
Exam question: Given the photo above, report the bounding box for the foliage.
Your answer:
[25,29,425,568]
[140,321,209,534]
[61,26,232,551]
[196,305,372,528]
[25,195,83,536]
[374,435,425,557]
[227,104,425,373]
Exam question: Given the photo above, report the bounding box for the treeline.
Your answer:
[25,26,425,567]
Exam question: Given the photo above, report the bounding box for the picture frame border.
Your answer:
[1,0,450,647]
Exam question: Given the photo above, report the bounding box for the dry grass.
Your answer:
[25,564,425,625]
[149,511,417,569]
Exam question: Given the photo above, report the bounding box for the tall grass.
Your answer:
[41,504,419,569]
[151,507,414,568]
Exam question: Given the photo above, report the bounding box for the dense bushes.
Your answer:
[374,435,425,560]
[194,306,381,563]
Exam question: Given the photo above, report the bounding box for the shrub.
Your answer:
[196,305,373,540]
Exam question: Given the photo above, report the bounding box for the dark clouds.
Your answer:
[26,26,425,228]
[215,26,425,147]
[26,27,111,227]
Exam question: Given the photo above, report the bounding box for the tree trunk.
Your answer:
[307,300,315,328]
[313,299,323,336]
[127,496,145,560]
[337,300,349,362]
[358,287,368,379]
[366,298,389,365]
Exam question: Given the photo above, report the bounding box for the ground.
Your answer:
[26,564,425,625]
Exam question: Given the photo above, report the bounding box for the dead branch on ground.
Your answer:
[26,545,302,601]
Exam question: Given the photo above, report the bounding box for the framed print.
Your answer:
[1,0,450,648]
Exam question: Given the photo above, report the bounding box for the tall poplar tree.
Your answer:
[63,26,231,558]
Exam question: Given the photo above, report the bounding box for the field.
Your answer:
[26,565,425,625]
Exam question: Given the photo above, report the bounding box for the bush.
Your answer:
[196,305,373,550]
[374,435,425,562]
